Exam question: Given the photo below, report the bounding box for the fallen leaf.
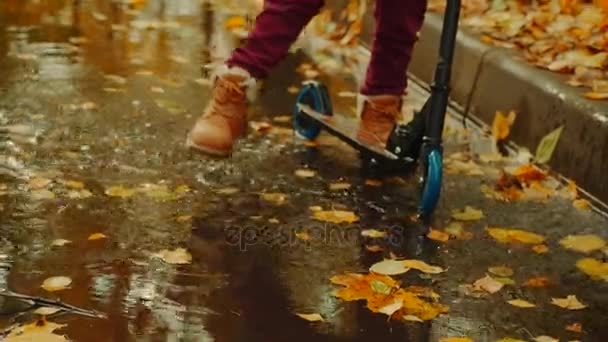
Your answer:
[487,227,545,245]
[260,192,288,205]
[250,121,272,132]
[295,169,316,178]
[533,336,558,342]
[439,338,473,342]
[41,276,72,292]
[365,245,383,252]
[584,92,608,100]
[268,218,280,224]
[4,317,67,342]
[576,258,608,281]
[51,239,71,247]
[532,244,549,254]
[451,206,484,221]
[295,313,324,322]
[507,299,536,308]
[330,272,399,300]
[535,126,564,164]
[365,179,382,187]
[88,233,107,241]
[492,110,517,141]
[361,229,386,238]
[427,229,450,242]
[312,210,358,224]
[370,279,393,295]
[473,275,504,294]
[565,322,582,333]
[31,189,56,200]
[573,198,591,211]
[488,266,514,277]
[105,185,136,198]
[402,315,424,322]
[378,299,403,316]
[329,182,351,191]
[153,248,192,265]
[513,164,547,183]
[216,187,239,195]
[60,180,84,189]
[444,222,473,240]
[295,232,311,241]
[370,259,410,275]
[494,277,515,285]
[551,295,586,310]
[402,260,444,274]
[28,177,52,189]
[33,307,61,316]
[559,234,605,253]
[523,276,551,288]
[309,205,323,212]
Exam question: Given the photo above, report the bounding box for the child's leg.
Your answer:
[227,0,325,79]
[361,0,427,96]
[357,0,427,147]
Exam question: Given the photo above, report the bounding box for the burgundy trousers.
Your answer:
[227,0,427,96]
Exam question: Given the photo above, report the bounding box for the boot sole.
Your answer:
[185,136,231,157]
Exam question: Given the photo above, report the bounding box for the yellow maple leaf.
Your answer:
[576,258,608,281]
[312,210,358,224]
[559,234,605,253]
[486,227,545,245]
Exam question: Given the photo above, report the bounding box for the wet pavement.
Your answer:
[0,1,607,341]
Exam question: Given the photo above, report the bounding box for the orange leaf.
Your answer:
[584,92,608,100]
[427,229,450,242]
[492,111,517,141]
[523,276,551,288]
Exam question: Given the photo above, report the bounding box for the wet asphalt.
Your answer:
[0,1,607,341]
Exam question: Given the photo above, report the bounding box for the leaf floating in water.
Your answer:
[370,259,410,275]
[402,260,444,274]
[486,227,545,245]
[364,179,382,187]
[294,169,316,178]
[260,192,288,205]
[67,189,93,199]
[312,210,358,224]
[427,229,450,242]
[329,182,351,191]
[575,258,608,281]
[523,276,551,288]
[473,275,504,294]
[88,233,107,241]
[551,295,586,310]
[361,229,386,238]
[153,248,192,265]
[559,234,605,254]
[295,313,324,322]
[565,322,582,333]
[532,244,549,254]
[216,187,239,195]
[41,276,72,292]
[105,185,136,198]
[488,266,514,277]
[507,299,536,308]
[4,317,68,342]
[51,239,71,247]
[451,206,484,221]
[377,298,403,316]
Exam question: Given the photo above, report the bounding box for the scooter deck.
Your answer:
[296,103,399,161]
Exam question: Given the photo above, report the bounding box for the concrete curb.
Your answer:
[359,12,608,203]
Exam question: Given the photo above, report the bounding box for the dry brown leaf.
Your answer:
[41,276,72,292]
[523,276,551,288]
[551,295,586,310]
[370,259,411,275]
[565,322,582,333]
[488,266,514,277]
[295,169,316,178]
[576,258,608,281]
[427,229,450,242]
[361,229,386,238]
[312,210,358,224]
[451,206,484,221]
[4,317,68,342]
[559,234,605,253]
[296,313,324,322]
[365,245,383,252]
[507,299,536,308]
[532,244,549,254]
[486,227,545,245]
[473,275,504,294]
[153,248,192,265]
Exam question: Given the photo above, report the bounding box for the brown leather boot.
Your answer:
[187,67,253,156]
[357,95,402,148]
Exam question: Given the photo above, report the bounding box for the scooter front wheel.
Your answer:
[293,81,332,140]
[419,149,443,222]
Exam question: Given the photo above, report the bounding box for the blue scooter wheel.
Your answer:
[419,149,443,220]
[293,81,332,140]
